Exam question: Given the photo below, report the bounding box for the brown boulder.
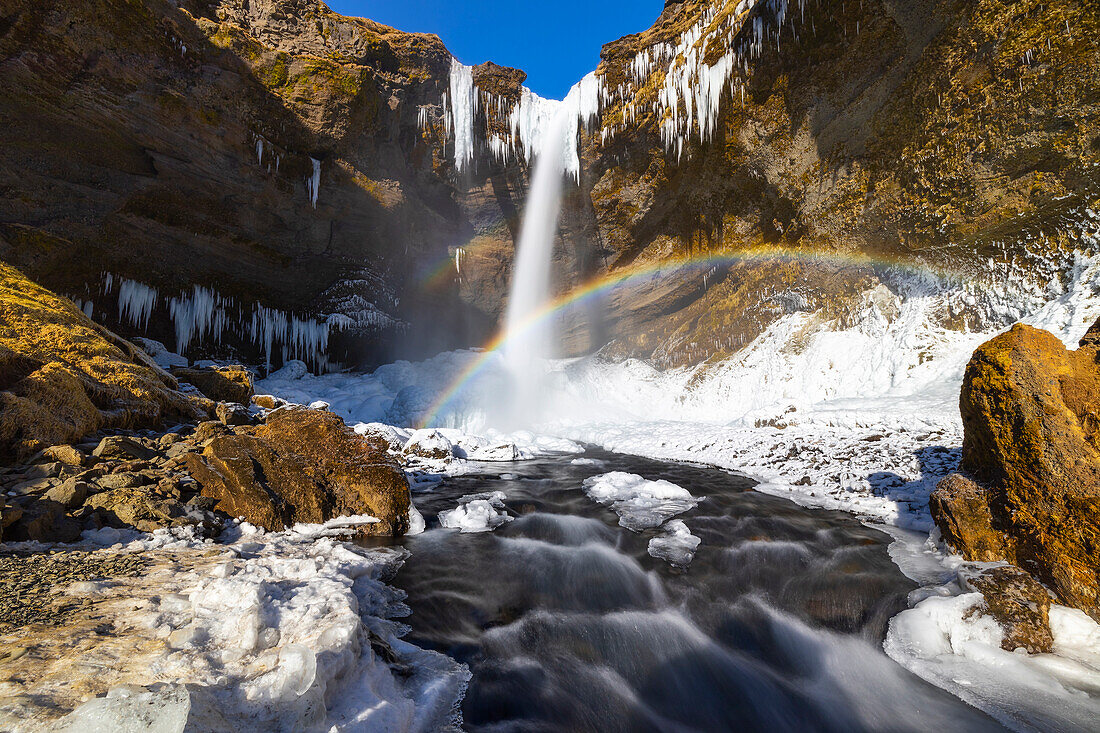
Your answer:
[171,366,254,405]
[931,322,1100,619]
[0,264,205,461]
[184,406,410,535]
[963,565,1054,654]
[929,474,1007,562]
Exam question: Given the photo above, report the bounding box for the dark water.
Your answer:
[391,449,1002,732]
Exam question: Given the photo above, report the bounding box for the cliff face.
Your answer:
[1,0,1098,371]
[0,0,529,369]
[560,0,1100,365]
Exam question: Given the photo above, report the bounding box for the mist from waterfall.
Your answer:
[498,106,571,427]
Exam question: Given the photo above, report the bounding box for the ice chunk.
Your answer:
[439,491,512,533]
[647,520,701,566]
[407,503,426,535]
[582,472,699,531]
[53,684,193,733]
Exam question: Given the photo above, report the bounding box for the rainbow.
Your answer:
[415,246,960,428]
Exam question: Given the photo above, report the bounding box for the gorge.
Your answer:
[1,0,1100,730]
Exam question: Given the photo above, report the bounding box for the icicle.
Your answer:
[448,59,477,173]
[306,158,321,208]
[118,279,159,331]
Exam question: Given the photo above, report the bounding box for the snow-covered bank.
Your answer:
[1,522,468,732]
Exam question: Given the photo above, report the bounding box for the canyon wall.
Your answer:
[1,0,1098,371]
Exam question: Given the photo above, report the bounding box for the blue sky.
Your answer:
[327,0,664,99]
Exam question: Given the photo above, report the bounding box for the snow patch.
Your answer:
[438,491,512,533]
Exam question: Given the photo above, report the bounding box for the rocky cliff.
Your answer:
[1,0,1099,372]
[0,0,531,370]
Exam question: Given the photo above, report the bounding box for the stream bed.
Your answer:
[388,449,1003,732]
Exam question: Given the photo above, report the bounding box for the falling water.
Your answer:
[499,106,571,425]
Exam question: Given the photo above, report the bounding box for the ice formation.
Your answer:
[306,158,321,208]
[647,519,702,566]
[18,520,470,732]
[443,59,600,180]
[582,472,699,531]
[438,491,513,533]
[435,1,819,171]
[99,274,365,372]
[117,278,159,330]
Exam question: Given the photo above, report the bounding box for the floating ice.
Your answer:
[582,472,699,531]
[647,519,702,566]
[439,491,512,533]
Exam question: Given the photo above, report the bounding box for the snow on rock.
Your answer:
[402,429,456,461]
[647,519,701,567]
[885,588,1100,731]
[438,491,512,533]
[15,520,470,732]
[133,337,188,369]
[582,472,699,532]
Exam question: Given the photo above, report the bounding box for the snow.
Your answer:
[647,519,701,567]
[885,575,1100,731]
[133,337,188,369]
[582,472,699,531]
[19,518,470,732]
[438,491,513,533]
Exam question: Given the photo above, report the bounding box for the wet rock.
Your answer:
[963,565,1054,654]
[92,436,154,462]
[185,406,410,534]
[170,366,254,405]
[215,402,252,427]
[932,322,1100,619]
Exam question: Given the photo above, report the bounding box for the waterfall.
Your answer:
[499,106,572,425]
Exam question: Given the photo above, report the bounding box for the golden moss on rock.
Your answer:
[931,321,1100,619]
[0,264,205,461]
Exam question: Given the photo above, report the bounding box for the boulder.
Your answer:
[39,445,86,467]
[170,366,254,405]
[215,402,252,426]
[45,478,90,511]
[402,429,455,461]
[0,264,205,461]
[962,565,1054,654]
[84,487,196,533]
[931,322,1100,619]
[93,436,154,462]
[184,406,410,534]
[929,474,1006,562]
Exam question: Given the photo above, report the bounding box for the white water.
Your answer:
[499,107,571,425]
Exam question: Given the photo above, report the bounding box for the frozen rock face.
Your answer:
[185,405,411,534]
[0,264,206,461]
[931,320,1100,620]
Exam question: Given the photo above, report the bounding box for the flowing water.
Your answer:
[499,107,571,426]
[390,449,1004,732]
